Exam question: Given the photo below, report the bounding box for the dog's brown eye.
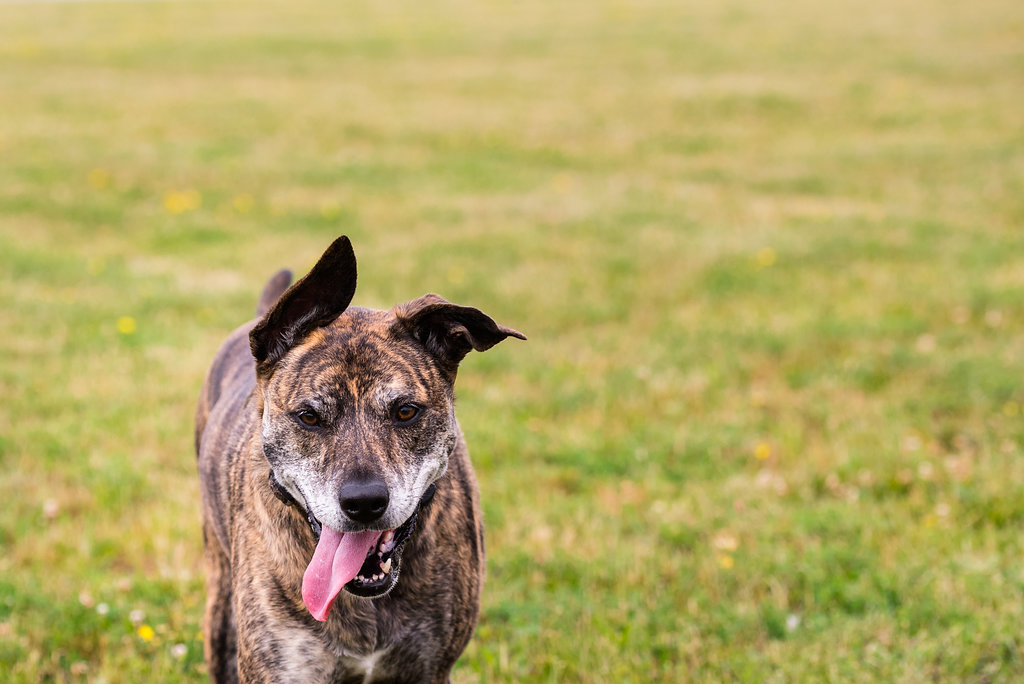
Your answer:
[297,410,320,426]
[395,404,419,423]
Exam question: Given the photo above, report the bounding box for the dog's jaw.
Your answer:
[272,467,438,616]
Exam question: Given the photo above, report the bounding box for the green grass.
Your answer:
[1,0,1023,681]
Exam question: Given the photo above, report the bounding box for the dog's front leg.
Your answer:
[232,569,336,683]
[203,522,239,684]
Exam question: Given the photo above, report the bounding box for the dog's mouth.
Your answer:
[298,485,434,621]
[341,507,419,597]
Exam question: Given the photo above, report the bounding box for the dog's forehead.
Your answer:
[266,306,437,401]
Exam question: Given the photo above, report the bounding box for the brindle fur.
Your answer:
[195,236,524,683]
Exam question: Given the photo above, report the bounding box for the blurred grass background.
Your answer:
[1,0,1023,681]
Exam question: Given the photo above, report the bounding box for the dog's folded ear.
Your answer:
[250,235,357,374]
[394,294,526,369]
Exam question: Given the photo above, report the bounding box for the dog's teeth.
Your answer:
[382,530,395,544]
[380,558,392,574]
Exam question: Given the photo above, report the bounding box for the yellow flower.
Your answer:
[754,443,771,460]
[718,554,734,570]
[87,168,110,189]
[117,316,137,335]
[755,247,777,268]
[137,624,155,642]
[164,189,202,214]
[233,193,254,213]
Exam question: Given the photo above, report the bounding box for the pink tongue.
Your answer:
[302,527,382,621]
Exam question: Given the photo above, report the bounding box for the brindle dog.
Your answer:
[195,236,524,683]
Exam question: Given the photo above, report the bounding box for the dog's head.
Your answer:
[248,236,524,620]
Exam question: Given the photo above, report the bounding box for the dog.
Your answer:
[194,236,524,683]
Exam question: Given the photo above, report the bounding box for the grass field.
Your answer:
[1,0,1023,681]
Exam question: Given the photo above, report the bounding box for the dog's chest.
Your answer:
[334,647,391,683]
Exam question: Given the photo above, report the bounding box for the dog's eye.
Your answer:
[297,409,320,427]
[394,404,419,423]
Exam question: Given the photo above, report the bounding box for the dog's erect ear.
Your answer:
[395,294,526,369]
[249,235,357,373]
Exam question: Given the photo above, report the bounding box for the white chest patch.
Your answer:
[346,648,387,683]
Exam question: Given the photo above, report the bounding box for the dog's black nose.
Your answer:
[340,480,390,524]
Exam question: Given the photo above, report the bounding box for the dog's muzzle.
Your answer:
[267,469,437,598]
